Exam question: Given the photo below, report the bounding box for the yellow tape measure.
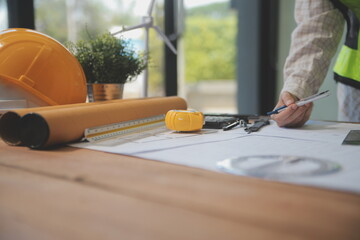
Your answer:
[165,110,204,132]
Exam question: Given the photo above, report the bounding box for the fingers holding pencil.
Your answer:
[270,91,313,128]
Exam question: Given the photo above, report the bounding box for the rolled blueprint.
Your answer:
[0,98,140,145]
[0,96,187,148]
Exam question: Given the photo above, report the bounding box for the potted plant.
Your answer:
[67,32,146,101]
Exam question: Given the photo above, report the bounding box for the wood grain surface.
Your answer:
[0,140,359,240]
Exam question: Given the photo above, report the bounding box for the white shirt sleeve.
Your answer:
[282,0,344,99]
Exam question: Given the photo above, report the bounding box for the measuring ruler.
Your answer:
[84,115,166,142]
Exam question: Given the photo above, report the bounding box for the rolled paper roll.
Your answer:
[0,98,138,146]
[3,96,186,149]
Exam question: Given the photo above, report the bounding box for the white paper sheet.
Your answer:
[71,120,360,194]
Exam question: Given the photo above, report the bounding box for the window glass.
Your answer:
[181,0,237,113]
[34,0,165,98]
[0,0,8,31]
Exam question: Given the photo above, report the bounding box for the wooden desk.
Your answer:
[0,140,359,240]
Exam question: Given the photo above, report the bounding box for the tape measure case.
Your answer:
[165,110,204,132]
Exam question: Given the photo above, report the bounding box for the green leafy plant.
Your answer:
[67,32,146,84]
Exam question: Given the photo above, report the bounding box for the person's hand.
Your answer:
[271,91,313,128]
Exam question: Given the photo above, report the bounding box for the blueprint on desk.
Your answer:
[71,120,360,194]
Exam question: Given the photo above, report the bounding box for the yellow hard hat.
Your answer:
[0,28,87,106]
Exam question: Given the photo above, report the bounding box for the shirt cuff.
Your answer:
[281,78,318,99]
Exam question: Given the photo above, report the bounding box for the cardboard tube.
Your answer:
[0,98,154,145]
[17,96,187,149]
[0,111,23,145]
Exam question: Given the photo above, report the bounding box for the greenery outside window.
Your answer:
[34,0,165,98]
[181,0,237,113]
